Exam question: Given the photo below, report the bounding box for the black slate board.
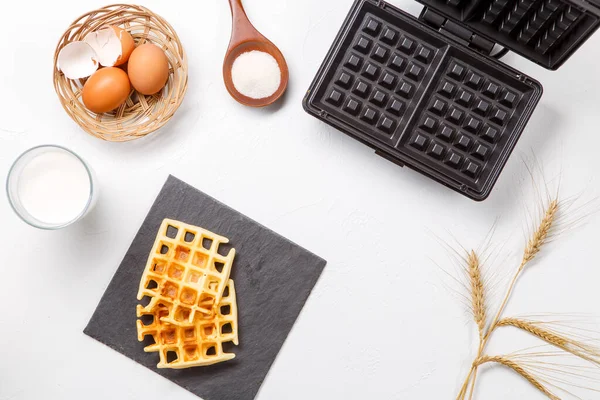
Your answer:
[84,175,327,400]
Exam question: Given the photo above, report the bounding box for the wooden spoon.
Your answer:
[223,0,289,107]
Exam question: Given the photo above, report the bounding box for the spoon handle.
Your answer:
[228,0,247,21]
[227,0,261,49]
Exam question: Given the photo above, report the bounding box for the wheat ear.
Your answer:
[498,317,600,365]
[476,355,560,400]
[468,251,487,340]
[498,318,567,346]
[457,251,487,400]
[521,199,559,266]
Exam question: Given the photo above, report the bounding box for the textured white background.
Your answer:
[1,0,600,399]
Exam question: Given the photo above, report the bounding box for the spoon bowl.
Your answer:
[223,0,289,107]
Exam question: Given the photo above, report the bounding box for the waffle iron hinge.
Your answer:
[419,8,495,56]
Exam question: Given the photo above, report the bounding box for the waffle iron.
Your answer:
[303,0,599,200]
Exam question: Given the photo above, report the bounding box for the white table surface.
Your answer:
[1,0,600,399]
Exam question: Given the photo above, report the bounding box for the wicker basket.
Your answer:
[53,4,188,142]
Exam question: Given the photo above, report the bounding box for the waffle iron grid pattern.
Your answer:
[484,0,583,51]
[322,14,440,143]
[433,0,589,62]
[404,58,521,184]
[316,9,530,187]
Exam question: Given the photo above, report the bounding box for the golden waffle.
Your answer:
[137,219,235,325]
[137,279,239,369]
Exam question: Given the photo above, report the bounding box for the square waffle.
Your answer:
[137,279,239,369]
[137,219,235,325]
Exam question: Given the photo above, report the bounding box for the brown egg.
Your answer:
[128,43,169,95]
[82,67,131,114]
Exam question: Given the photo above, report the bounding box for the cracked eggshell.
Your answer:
[57,41,99,80]
[84,26,135,67]
[112,27,135,66]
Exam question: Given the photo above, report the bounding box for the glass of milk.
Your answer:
[6,145,97,229]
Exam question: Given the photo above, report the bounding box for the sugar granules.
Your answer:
[231,50,281,99]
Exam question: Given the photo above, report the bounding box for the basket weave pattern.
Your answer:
[53,4,188,142]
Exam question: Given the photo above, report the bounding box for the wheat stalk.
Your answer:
[476,355,560,400]
[487,198,559,337]
[458,198,561,400]
[456,251,488,400]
